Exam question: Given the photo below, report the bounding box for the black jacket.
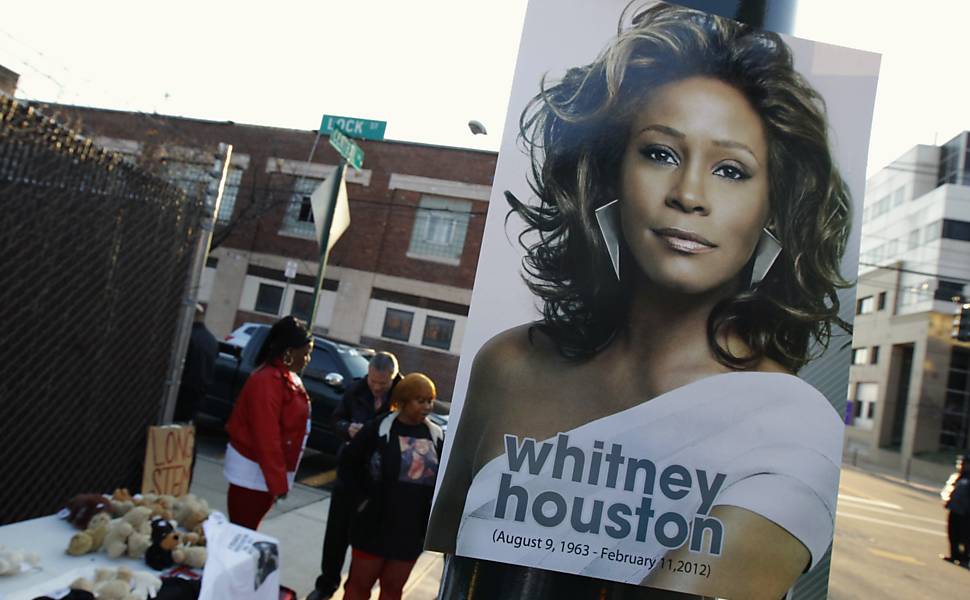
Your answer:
[330,374,402,444]
[174,322,218,422]
[338,413,444,561]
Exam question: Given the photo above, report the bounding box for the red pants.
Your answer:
[342,548,416,600]
[227,484,275,530]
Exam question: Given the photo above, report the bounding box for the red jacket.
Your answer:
[226,360,310,496]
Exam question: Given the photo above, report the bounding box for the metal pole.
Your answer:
[295,130,324,198]
[308,159,345,332]
[437,2,798,599]
[159,143,233,424]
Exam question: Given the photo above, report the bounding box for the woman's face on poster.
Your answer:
[618,76,771,296]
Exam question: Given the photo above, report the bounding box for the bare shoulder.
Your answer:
[469,322,562,389]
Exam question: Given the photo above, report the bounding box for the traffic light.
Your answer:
[953,303,970,341]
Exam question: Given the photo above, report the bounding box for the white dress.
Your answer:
[455,372,843,585]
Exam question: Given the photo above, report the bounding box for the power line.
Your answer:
[858,261,970,285]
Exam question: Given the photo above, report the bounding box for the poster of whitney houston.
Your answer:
[427,1,880,598]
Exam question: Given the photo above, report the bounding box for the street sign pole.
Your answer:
[307,159,346,331]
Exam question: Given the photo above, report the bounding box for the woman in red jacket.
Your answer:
[224,316,313,530]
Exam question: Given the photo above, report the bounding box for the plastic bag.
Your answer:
[198,512,280,600]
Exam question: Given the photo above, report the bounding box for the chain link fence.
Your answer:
[0,96,206,525]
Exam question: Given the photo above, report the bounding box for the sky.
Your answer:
[0,0,967,178]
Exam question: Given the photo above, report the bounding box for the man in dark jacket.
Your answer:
[174,304,219,423]
[309,351,401,600]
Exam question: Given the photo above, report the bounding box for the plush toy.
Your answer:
[172,544,207,569]
[110,488,135,516]
[131,494,173,521]
[173,494,210,531]
[66,511,111,556]
[63,567,160,600]
[63,576,97,600]
[125,528,151,559]
[130,570,163,600]
[157,494,178,512]
[103,519,134,559]
[122,506,153,531]
[144,518,178,570]
[144,501,173,522]
[190,523,207,547]
[0,544,40,575]
[64,493,110,529]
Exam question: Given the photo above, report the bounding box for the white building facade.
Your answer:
[846,133,970,477]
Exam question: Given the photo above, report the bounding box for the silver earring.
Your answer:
[595,199,621,281]
[750,227,782,287]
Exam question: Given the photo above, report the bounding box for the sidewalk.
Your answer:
[840,460,943,496]
[190,454,444,599]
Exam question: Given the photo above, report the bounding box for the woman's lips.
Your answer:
[652,227,717,254]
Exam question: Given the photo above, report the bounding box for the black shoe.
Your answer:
[939,554,959,564]
[306,588,335,600]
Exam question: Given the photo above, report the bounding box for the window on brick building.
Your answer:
[877,292,887,310]
[422,316,455,350]
[870,345,880,364]
[254,283,284,315]
[165,161,211,196]
[280,177,321,238]
[407,196,472,264]
[382,308,414,342]
[216,167,244,223]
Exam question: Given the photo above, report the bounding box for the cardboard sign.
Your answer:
[142,424,195,496]
[427,1,880,598]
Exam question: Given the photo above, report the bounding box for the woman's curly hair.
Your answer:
[509,0,852,373]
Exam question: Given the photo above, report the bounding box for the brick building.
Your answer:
[45,104,497,400]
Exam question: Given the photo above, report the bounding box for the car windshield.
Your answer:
[333,343,371,379]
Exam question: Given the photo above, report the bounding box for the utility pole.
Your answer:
[436,3,799,599]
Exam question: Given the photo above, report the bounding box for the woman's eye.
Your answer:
[641,146,679,166]
[713,164,750,181]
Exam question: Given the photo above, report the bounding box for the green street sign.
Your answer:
[319,114,386,141]
[329,128,364,170]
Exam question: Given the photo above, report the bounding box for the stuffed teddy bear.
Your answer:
[144,518,179,570]
[59,576,97,600]
[110,488,135,516]
[190,522,206,547]
[172,544,207,569]
[125,527,151,559]
[131,494,173,522]
[64,493,110,529]
[59,566,160,600]
[122,506,153,530]
[0,544,40,575]
[102,519,134,559]
[173,494,210,531]
[66,511,111,556]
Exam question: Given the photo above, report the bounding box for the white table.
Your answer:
[0,514,161,600]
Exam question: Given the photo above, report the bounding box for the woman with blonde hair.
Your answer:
[339,373,444,600]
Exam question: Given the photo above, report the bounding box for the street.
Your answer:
[830,466,970,599]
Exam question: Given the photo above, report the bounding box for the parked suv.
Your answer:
[202,325,373,453]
